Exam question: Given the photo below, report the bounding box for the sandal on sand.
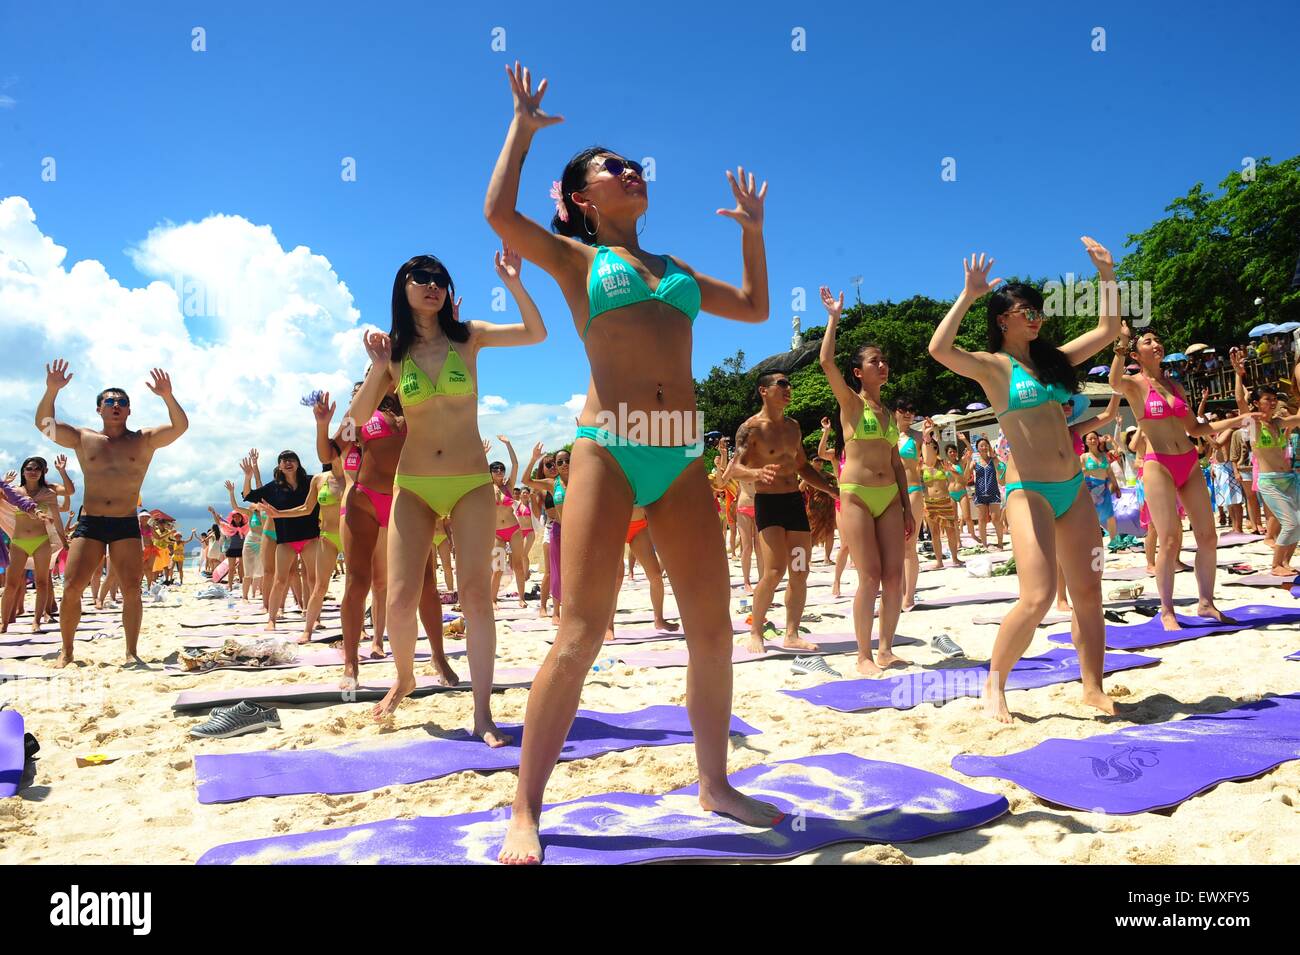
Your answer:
[1130,603,1160,618]
[1225,563,1254,575]
[1108,584,1145,601]
[1103,610,1128,623]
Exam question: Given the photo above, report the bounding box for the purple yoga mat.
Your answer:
[171,667,538,712]
[781,648,1159,713]
[1188,531,1266,549]
[1102,567,1148,581]
[196,752,1008,865]
[953,693,1300,814]
[0,644,59,660]
[0,709,24,798]
[617,633,887,668]
[1047,604,1300,651]
[1227,572,1296,587]
[911,591,1018,610]
[194,706,759,804]
[0,629,113,646]
[1287,650,1300,662]
[971,611,1071,627]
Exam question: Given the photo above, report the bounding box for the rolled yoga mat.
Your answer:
[952,693,1300,814]
[171,667,539,713]
[197,751,1009,865]
[0,709,25,798]
[1046,603,1300,651]
[781,648,1159,713]
[194,706,759,804]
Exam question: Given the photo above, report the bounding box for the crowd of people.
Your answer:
[2,61,1296,865]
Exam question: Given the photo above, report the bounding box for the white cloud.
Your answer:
[0,197,582,525]
[0,95,15,109]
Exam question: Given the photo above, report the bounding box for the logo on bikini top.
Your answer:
[448,370,465,383]
[363,417,386,437]
[1149,397,1165,415]
[1016,380,1040,403]
[400,371,418,395]
[597,260,633,299]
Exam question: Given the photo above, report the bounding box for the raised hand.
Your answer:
[819,287,845,319]
[530,441,544,461]
[53,454,68,470]
[494,245,522,283]
[249,448,260,467]
[451,296,463,324]
[505,61,563,133]
[313,392,335,422]
[820,416,832,431]
[716,166,767,232]
[962,253,1002,299]
[3,471,15,484]
[482,438,492,455]
[363,330,392,365]
[46,359,72,391]
[224,480,235,492]
[145,368,173,398]
[1081,235,1115,276]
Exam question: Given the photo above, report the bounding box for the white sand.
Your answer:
[2,536,1299,864]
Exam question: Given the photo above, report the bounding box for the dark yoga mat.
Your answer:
[1286,650,1300,662]
[197,752,1008,864]
[953,693,1300,814]
[1047,604,1300,651]
[194,706,758,804]
[171,667,538,713]
[0,709,24,798]
[781,648,1159,713]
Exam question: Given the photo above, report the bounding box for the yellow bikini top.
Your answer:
[851,403,899,443]
[400,347,475,406]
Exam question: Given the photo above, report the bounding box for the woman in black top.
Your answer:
[243,450,320,631]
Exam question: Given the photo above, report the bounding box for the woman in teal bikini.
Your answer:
[818,287,915,674]
[928,242,1119,724]
[486,62,781,863]
[347,244,545,739]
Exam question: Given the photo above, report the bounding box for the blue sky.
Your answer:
[1,0,1297,534]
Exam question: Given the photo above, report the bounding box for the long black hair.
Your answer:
[551,145,621,244]
[19,456,49,490]
[273,451,305,488]
[986,283,1078,393]
[844,342,888,391]
[390,254,467,361]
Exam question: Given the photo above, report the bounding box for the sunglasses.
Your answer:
[490,465,506,473]
[22,464,42,471]
[587,156,643,184]
[769,379,792,389]
[101,397,129,408]
[408,268,451,289]
[556,458,570,466]
[543,461,557,469]
[1007,307,1045,322]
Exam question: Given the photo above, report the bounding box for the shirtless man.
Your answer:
[36,359,189,666]
[730,371,837,653]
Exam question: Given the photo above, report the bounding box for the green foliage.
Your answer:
[695,348,756,440]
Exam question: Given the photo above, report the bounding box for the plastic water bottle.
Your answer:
[738,597,750,613]
[591,657,618,673]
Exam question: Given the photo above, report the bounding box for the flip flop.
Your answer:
[1130,604,1160,618]
[1103,610,1128,623]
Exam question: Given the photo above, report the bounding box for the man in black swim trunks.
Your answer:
[730,371,837,654]
[36,359,189,667]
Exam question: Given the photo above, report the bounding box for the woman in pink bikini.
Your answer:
[489,435,529,609]
[714,437,759,593]
[1110,322,1253,630]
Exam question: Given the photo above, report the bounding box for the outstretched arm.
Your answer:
[142,369,188,449]
[680,168,769,323]
[35,359,83,449]
[342,332,397,434]
[1230,347,1251,415]
[471,247,548,349]
[521,442,553,493]
[818,287,862,410]
[52,455,74,511]
[312,393,340,466]
[928,255,1002,387]
[1059,237,1121,365]
[263,474,326,519]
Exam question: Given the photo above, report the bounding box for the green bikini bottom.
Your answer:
[1005,471,1085,519]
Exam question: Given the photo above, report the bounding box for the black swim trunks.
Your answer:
[71,514,142,545]
[754,491,810,533]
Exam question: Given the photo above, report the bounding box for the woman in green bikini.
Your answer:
[0,457,69,634]
[486,61,781,863]
[928,242,1118,724]
[818,287,915,675]
[945,441,977,540]
[346,244,546,740]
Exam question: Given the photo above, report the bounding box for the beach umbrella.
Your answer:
[1276,321,1300,333]
[1088,365,1108,375]
[1161,352,1186,363]
[1249,323,1279,337]
[965,402,988,411]
[148,508,174,522]
[1184,343,1210,355]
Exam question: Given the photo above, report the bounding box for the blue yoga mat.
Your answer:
[1047,604,1300,651]
[781,647,1159,713]
[953,693,1300,814]
[197,752,1008,864]
[0,709,25,798]
[195,705,758,804]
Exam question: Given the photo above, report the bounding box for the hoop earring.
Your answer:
[583,204,601,237]
[636,212,646,237]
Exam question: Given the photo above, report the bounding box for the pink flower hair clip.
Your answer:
[549,181,569,223]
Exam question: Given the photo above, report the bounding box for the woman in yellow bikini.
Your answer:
[920,438,961,570]
[486,62,781,863]
[346,244,545,740]
[819,287,915,674]
[1,457,70,634]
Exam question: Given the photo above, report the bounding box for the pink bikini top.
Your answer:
[495,486,514,508]
[515,500,532,520]
[1141,375,1189,420]
[360,410,398,443]
[343,446,362,472]
[1072,431,1085,456]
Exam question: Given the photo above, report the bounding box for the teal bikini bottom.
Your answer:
[1005,471,1084,520]
[574,426,702,507]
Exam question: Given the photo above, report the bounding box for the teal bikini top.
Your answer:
[898,435,918,460]
[999,353,1073,416]
[585,247,701,339]
[553,477,566,505]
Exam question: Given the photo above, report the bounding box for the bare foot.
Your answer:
[297,632,312,645]
[901,603,916,612]
[830,587,841,598]
[122,653,145,668]
[1146,566,1157,576]
[780,634,818,651]
[475,719,511,748]
[1158,607,1182,631]
[856,655,884,677]
[1081,686,1117,716]
[430,656,460,687]
[982,678,1014,724]
[372,674,417,720]
[874,650,909,668]
[537,605,549,619]
[1196,601,1234,624]
[743,584,754,595]
[698,783,783,828]
[603,627,616,644]
[54,650,72,669]
[368,642,385,659]
[1055,601,1071,614]
[654,619,681,633]
[339,662,359,691]
[743,634,766,654]
[932,561,944,571]
[498,815,543,865]
[518,598,527,609]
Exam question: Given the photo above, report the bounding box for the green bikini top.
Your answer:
[1258,421,1282,449]
[553,477,566,505]
[399,347,475,406]
[898,435,918,460]
[318,481,341,508]
[585,247,701,339]
[998,353,1073,416]
[1083,455,1106,471]
[851,403,899,444]
[922,466,947,484]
